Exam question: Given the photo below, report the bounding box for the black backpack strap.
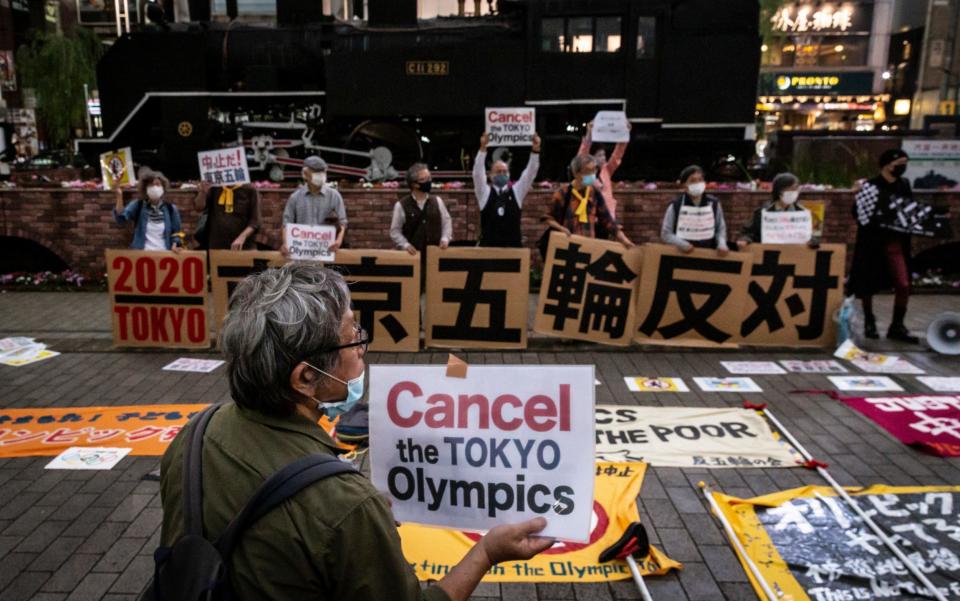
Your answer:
[216,453,357,558]
[182,404,221,537]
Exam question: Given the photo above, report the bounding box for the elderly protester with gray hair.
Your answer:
[159,263,552,601]
[736,172,819,248]
[389,162,453,255]
[540,154,634,258]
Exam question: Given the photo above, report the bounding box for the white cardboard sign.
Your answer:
[591,111,630,143]
[45,447,132,470]
[693,377,763,393]
[369,365,595,542]
[761,209,813,244]
[721,361,786,375]
[828,376,903,392]
[285,223,336,262]
[676,205,715,241]
[162,358,225,373]
[198,147,251,185]
[484,107,536,147]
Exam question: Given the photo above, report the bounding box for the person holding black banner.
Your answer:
[660,165,729,254]
[472,132,540,247]
[159,263,553,601]
[540,154,634,258]
[847,149,917,342]
[281,156,347,257]
[193,180,262,250]
[390,163,453,254]
[112,170,184,252]
[736,172,819,248]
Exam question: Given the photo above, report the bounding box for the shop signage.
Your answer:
[759,71,874,96]
[770,3,871,35]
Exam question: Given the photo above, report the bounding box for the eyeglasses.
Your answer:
[324,324,369,355]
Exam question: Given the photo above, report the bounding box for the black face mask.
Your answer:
[890,164,907,178]
[417,180,433,194]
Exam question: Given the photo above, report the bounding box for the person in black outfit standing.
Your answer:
[472,133,541,247]
[847,148,918,342]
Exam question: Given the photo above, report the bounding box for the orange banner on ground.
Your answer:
[0,404,209,457]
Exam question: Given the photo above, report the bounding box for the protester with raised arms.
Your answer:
[112,169,184,252]
[281,156,347,257]
[473,132,540,247]
[577,120,630,221]
[660,164,729,254]
[158,263,553,601]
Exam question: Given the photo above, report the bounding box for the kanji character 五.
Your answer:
[433,257,523,343]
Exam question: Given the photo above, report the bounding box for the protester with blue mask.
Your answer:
[540,154,634,256]
[159,263,554,601]
[472,132,541,247]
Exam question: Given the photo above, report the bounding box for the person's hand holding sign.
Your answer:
[438,517,554,601]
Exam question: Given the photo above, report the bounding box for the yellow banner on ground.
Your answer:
[713,485,960,601]
[399,462,681,582]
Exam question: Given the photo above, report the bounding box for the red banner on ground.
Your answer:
[836,394,960,457]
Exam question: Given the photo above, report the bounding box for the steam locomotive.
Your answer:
[78,0,761,182]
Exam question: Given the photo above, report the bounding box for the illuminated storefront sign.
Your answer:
[770,3,871,35]
[759,71,874,95]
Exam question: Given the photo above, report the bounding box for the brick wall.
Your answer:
[1,186,957,275]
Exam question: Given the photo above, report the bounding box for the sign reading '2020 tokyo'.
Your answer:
[370,365,595,542]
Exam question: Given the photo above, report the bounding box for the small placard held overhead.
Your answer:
[591,111,630,143]
[198,147,251,185]
[484,107,536,146]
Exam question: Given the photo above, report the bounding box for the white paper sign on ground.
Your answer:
[828,376,903,392]
[45,447,132,470]
[693,377,763,393]
[594,406,800,468]
[852,359,924,374]
[484,107,535,146]
[285,223,336,262]
[917,377,960,392]
[0,337,37,355]
[591,111,630,143]
[0,349,59,367]
[370,365,595,542]
[780,360,848,373]
[675,205,715,241]
[721,361,786,375]
[760,209,812,244]
[162,358,225,373]
[834,339,899,366]
[197,147,251,185]
[624,377,689,392]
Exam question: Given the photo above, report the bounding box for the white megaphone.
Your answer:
[926,312,960,355]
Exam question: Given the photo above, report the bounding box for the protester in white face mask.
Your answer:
[737,172,819,249]
[281,155,348,257]
[660,164,729,255]
[112,169,184,252]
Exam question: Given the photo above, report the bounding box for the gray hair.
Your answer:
[406,162,429,187]
[220,263,350,416]
[569,154,597,177]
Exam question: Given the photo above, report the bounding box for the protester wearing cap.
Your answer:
[159,263,554,601]
[577,120,631,222]
[737,172,819,248]
[847,148,918,342]
[390,162,453,254]
[472,132,540,247]
[660,165,729,254]
[193,180,262,250]
[281,156,347,257]
[113,169,184,252]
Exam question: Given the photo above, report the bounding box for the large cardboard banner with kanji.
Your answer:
[210,250,287,332]
[713,485,960,600]
[0,404,207,457]
[534,233,643,347]
[635,245,750,346]
[594,406,800,468]
[106,250,210,348]
[399,462,681,582]
[735,244,845,346]
[424,247,529,349]
[370,365,595,541]
[333,250,421,352]
[834,394,960,457]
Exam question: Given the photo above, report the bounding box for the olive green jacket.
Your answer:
[160,402,450,601]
